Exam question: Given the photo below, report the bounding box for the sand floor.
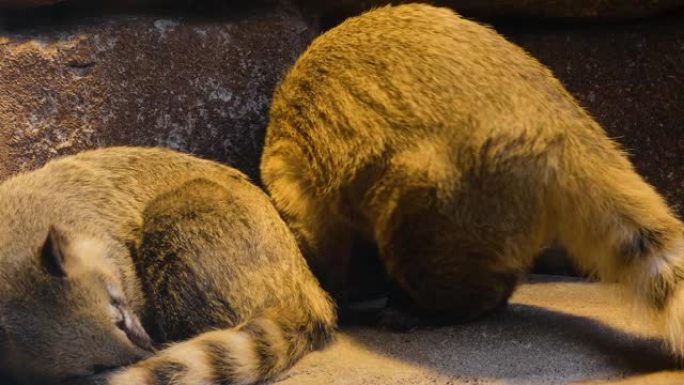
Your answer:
[277,276,684,385]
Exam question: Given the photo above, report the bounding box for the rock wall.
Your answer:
[0,1,681,215]
[501,16,684,216]
[0,8,314,181]
[5,0,684,20]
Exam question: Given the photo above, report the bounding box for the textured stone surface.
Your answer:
[0,0,61,8]
[0,8,314,181]
[300,0,684,22]
[4,0,684,20]
[499,15,684,217]
[446,0,684,19]
[277,276,678,385]
[0,0,284,12]
[501,15,684,274]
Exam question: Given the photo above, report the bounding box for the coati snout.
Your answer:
[0,226,152,383]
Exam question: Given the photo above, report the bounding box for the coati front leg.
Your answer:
[372,188,532,328]
[360,147,552,329]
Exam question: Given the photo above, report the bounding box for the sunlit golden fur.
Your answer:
[0,147,335,385]
[261,3,684,351]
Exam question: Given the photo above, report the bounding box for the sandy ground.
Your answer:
[276,276,684,385]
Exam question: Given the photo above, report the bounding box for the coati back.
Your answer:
[260,3,684,352]
[0,147,335,385]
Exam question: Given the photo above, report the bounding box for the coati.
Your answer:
[260,3,684,352]
[0,147,335,385]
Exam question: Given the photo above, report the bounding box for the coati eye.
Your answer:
[110,300,135,340]
[112,304,126,332]
[107,287,126,331]
[108,297,155,352]
[109,296,128,331]
[105,284,126,327]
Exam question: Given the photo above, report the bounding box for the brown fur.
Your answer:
[260,3,684,351]
[0,147,335,384]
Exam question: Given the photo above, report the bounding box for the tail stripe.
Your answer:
[203,339,243,385]
[149,362,187,385]
[242,322,280,378]
[619,227,665,263]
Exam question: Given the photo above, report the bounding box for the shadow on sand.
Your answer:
[341,302,678,383]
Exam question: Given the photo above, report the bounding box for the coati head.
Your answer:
[0,225,154,384]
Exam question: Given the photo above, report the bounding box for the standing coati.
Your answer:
[260,3,684,353]
[0,147,335,385]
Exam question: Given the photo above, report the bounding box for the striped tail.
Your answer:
[104,305,335,385]
[551,129,684,356]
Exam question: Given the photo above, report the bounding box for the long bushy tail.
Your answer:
[105,300,335,385]
[552,129,684,355]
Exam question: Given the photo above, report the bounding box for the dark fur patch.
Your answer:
[621,227,664,261]
[149,361,187,385]
[308,320,335,350]
[40,227,67,278]
[242,322,278,377]
[203,340,240,385]
[647,264,684,310]
[647,273,674,311]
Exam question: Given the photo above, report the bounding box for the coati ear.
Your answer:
[40,225,70,278]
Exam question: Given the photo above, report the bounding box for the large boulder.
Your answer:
[499,15,684,217]
[298,0,684,22]
[0,0,61,8]
[4,0,683,20]
[442,0,684,19]
[0,8,315,181]
[499,15,684,274]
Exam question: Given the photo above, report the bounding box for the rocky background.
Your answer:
[0,5,315,181]
[0,1,682,275]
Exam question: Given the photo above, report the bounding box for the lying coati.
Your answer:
[260,3,684,353]
[0,147,335,385]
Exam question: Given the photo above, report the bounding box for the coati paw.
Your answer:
[378,295,511,332]
[337,301,428,331]
[377,307,427,332]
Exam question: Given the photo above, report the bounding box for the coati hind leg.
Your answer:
[367,153,547,329]
[261,144,356,304]
[375,200,532,329]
